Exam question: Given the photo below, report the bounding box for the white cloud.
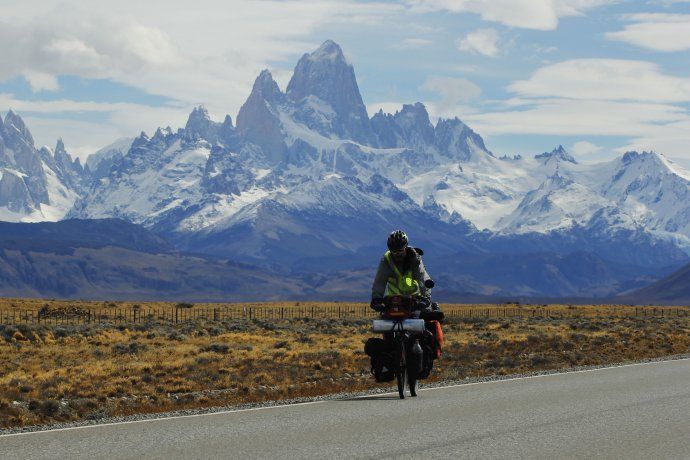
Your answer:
[424,101,479,120]
[552,0,617,16]
[617,119,690,160]
[22,72,59,92]
[0,13,183,86]
[508,59,690,102]
[606,14,690,52]
[0,93,170,115]
[457,29,500,57]
[406,0,612,30]
[0,0,400,153]
[571,140,602,158]
[421,76,482,113]
[464,99,687,137]
[367,100,478,121]
[397,38,434,49]
[0,0,399,118]
[24,117,122,161]
[0,94,192,160]
[457,58,690,161]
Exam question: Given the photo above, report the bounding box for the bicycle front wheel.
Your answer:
[397,339,406,399]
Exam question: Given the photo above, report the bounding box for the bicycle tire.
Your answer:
[397,339,406,399]
[408,373,418,397]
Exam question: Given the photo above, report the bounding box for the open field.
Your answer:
[1,299,688,325]
[1,300,689,428]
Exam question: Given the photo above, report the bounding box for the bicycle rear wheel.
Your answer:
[408,371,418,397]
[397,339,406,399]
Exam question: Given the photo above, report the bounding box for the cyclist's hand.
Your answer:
[417,296,431,311]
[370,298,385,312]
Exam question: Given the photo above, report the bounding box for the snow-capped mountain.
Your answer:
[64,40,690,275]
[4,40,690,298]
[85,137,134,180]
[69,41,495,266]
[286,40,376,145]
[409,143,690,250]
[0,111,87,221]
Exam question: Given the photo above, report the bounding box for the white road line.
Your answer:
[1,357,687,438]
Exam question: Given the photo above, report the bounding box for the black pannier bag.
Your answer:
[417,329,436,379]
[364,337,395,382]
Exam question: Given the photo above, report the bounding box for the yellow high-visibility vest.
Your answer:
[384,251,421,296]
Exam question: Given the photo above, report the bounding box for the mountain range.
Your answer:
[0,219,309,301]
[1,40,689,301]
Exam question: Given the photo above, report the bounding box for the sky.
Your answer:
[1,0,689,166]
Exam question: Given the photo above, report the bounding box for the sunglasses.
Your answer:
[391,248,406,256]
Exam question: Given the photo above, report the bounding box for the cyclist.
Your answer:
[370,230,434,312]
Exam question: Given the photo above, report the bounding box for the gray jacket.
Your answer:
[371,247,432,299]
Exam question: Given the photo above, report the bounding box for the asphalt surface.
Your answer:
[2,359,689,459]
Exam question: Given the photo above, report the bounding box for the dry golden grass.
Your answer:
[2,298,688,323]
[1,302,689,429]
[0,298,369,311]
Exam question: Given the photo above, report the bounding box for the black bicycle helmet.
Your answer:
[387,230,408,251]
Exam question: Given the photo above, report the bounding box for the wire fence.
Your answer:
[0,304,688,326]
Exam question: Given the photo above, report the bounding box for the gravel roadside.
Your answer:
[2,353,689,437]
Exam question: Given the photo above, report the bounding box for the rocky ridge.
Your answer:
[2,40,690,297]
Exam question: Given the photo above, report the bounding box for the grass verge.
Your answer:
[1,305,688,428]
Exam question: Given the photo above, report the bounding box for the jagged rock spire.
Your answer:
[286,40,375,144]
[4,110,34,147]
[394,103,435,146]
[0,110,49,205]
[236,70,286,164]
[131,131,150,149]
[371,102,435,149]
[535,145,577,163]
[55,138,68,158]
[184,106,221,142]
[54,138,73,168]
[434,117,491,161]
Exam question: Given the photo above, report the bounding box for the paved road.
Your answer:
[2,359,689,459]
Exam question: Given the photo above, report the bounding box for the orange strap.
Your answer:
[429,320,443,358]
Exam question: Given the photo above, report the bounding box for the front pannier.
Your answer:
[364,337,395,382]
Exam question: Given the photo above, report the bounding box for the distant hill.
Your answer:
[0,218,171,254]
[0,219,308,301]
[0,219,683,301]
[622,263,690,305]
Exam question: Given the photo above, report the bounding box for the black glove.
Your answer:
[416,296,431,311]
[370,298,385,312]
